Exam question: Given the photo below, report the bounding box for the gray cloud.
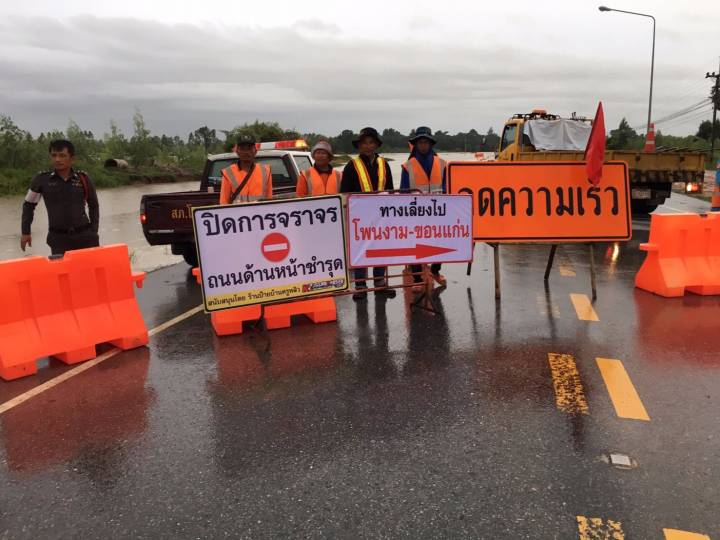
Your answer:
[0,14,712,138]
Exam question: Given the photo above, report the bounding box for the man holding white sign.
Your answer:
[219,134,272,205]
[340,127,396,301]
[400,126,448,289]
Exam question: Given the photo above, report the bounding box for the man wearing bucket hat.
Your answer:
[296,141,341,197]
[219,134,272,205]
[401,126,447,288]
[340,127,396,300]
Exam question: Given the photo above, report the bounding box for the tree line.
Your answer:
[1,111,717,191]
[607,117,718,153]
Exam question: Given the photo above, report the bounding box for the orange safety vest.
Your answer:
[401,155,445,193]
[299,167,341,196]
[352,156,387,192]
[220,163,272,204]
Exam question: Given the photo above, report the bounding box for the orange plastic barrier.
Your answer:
[264,297,336,329]
[635,213,720,297]
[0,245,148,380]
[192,268,336,335]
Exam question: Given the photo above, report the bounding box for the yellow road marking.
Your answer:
[663,529,711,540]
[548,353,589,415]
[0,304,204,416]
[596,358,650,421]
[577,515,625,539]
[570,293,599,321]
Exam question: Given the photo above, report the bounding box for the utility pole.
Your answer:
[707,59,720,165]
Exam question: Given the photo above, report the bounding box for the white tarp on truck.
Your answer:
[525,119,592,151]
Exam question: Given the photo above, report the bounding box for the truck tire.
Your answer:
[632,201,659,215]
[181,245,198,267]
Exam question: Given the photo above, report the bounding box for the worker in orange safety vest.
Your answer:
[296,141,341,197]
[340,127,396,300]
[219,134,272,205]
[401,126,447,288]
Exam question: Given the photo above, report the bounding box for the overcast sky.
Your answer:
[1,0,718,139]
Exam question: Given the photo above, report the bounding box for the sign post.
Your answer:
[192,195,348,312]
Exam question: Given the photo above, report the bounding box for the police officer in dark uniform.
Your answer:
[20,139,100,256]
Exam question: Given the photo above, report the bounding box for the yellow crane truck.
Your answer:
[496,110,706,213]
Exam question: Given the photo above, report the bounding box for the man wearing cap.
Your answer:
[219,134,272,205]
[296,141,341,197]
[340,127,395,300]
[400,126,447,287]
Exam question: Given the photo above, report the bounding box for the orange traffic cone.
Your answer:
[712,184,720,212]
[643,123,656,153]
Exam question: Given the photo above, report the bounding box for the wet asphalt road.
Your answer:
[1,195,718,539]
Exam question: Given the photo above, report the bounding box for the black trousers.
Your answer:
[353,267,387,288]
[410,263,442,282]
[47,229,100,256]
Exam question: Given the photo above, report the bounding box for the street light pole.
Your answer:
[599,6,656,139]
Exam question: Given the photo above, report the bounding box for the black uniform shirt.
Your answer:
[340,153,394,193]
[21,169,99,235]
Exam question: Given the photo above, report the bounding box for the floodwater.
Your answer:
[0,180,198,272]
[0,152,476,272]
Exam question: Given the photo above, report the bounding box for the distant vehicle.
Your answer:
[140,140,313,266]
[474,151,496,161]
[496,109,707,213]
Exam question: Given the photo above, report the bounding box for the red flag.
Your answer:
[584,102,606,186]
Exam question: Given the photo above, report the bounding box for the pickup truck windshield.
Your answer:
[207,156,294,189]
[293,155,312,171]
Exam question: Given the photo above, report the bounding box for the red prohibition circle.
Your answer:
[261,232,290,263]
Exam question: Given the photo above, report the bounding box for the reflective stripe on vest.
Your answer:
[403,156,445,193]
[222,164,270,203]
[302,167,341,196]
[352,157,386,192]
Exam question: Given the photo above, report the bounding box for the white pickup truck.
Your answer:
[140,140,313,266]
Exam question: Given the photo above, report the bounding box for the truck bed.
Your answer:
[140,191,219,246]
[517,150,706,182]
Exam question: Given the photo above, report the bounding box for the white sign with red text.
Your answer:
[347,194,474,268]
[193,196,348,311]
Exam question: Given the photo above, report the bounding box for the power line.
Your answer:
[655,106,713,132]
[654,100,712,125]
[673,79,712,102]
[631,98,711,130]
[658,104,713,125]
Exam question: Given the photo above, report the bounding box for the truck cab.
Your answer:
[201,142,313,194]
[140,140,314,266]
[495,110,706,212]
[497,110,569,161]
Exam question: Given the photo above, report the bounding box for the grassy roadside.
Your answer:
[331,154,351,166]
[0,165,198,196]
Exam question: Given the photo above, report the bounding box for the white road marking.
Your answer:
[0,304,204,415]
